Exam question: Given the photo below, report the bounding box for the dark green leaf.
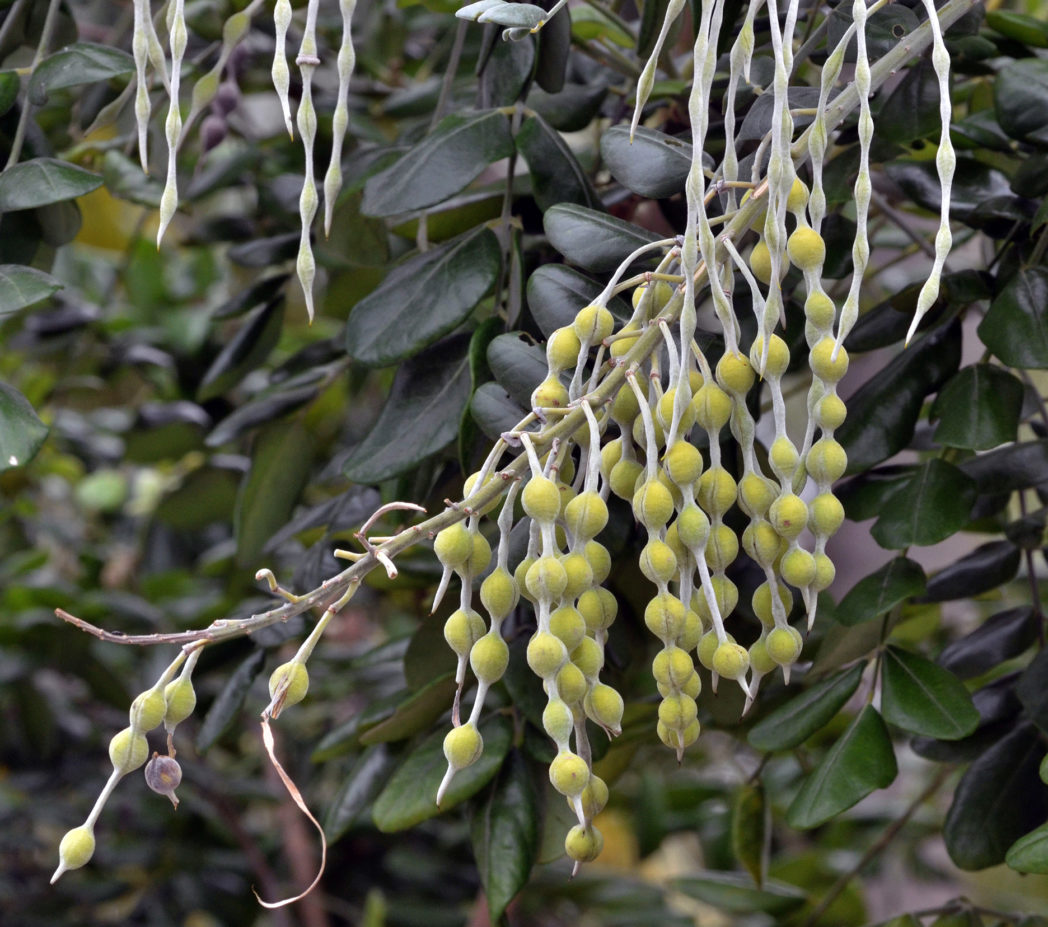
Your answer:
[931,365,1024,450]
[206,382,318,447]
[875,59,942,144]
[870,459,977,549]
[886,158,1011,223]
[731,782,766,887]
[234,423,315,566]
[881,646,979,739]
[944,722,1048,869]
[912,675,1022,763]
[1007,822,1048,874]
[471,750,540,923]
[0,158,102,211]
[28,42,133,104]
[0,264,62,315]
[345,227,500,366]
[479,33,535,107]
[836,557,926,626]
[544,203,662,272]
[1017,648,1048,733]
[638,0,671,57]
[471,382,528,440]
[747,664,865,752]
[670,872,806,915]
[228,232,298,268]
[528,81,607,132]
[837,465,914,522]
[526,264,630,337]
[786,706,897,829]
[959,439,1048,494]
[739,88,821,141]
[838,320,961,473]
[101,150,164,207]
[0,70,18,117]
[372,714,512,832]
[487,332,548,407]
[325,745,398,843]
[362,110,514,217]
[213,273,289,321]
[921,541,1020,603]
[358,673,457,744]
[0,382,49,471]
[986,11,1048,48]
[534,1,570,93]
[995,58,1048,141]
[343,335,472,483]
[196,648,266,752]
[979,268,1048,369]
[600,125,692,199]
[516,114,600,211]
[197,299,284,401]
[939,607,1039,680]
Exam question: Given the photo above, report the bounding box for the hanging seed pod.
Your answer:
[145,752,183,808]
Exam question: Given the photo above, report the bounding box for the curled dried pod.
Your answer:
[145,752,182,808]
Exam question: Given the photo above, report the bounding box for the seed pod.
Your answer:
[527,631,568,678]
[268,661,310,711]
[712,641,750,680]
[469,632,510,685]
[573,304,615,343]
[444,609,486,656]
[555,662,587,703]
[525,555,568,601]
[549,751,590,796]
[810,337,849,383]
[787,227,826,271]
[663,441,703,486]
[480,567,518,618]
[163,677,197,729]
[130,689,166,732]
[434,523,472,569]
[770,493,808,541]
[443,724,483,770]
[145,752,183,807]
[584,683,624,735]
[547,326,582,371]
[109,726,149,774]
[565,823,604,863]
[53,825,95,881]
[766,626,803,665]
[532,375,569,409]
[716,351,755,394]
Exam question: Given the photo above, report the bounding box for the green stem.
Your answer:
[4,0,62,170]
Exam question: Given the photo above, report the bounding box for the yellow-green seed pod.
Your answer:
[600,437,623,479]
[549,751,590,796]
[748,334,791,378]
[633,479,674,530]
[527,631,567,678]
[697,467,737,517]
[443,724,483,770]
[766,626,803,665]
[463,470,500,515]
[786,177,809,213]
[742,521,785,565]
[697,629,721,670]
[632,413,667,450]
[712,641,750,680]
[609,382,642,421]
[525,555,568,601]
[692,383,733,431]
[664,520,688,568]
[657,388,696,432]
[434,523,472,569]
[749,239,774,285]
[817,394,847,430]
[130,689,166,732]
[752,580,793,627]
[109,726,149,774]
[514,556,536,603]
[564,823,604,862]
[574,304,615,343]
[658,694,698,729]
[770,436,801,478]
[543,697,574,742]
[555,662,587,703]
[547,326,582,370]
[480,567,519,618]
[805,291,836,329]
[644,592,686,640]
[468,533,492,575]
[679,609,702,652]
[813,552,836,591]
[522,475,561,523]
[609,458,645,501]
[469,632,510,684]
[584,540,612,585]
[693,576,738,625]
[559,552,594,601]
[550,605,586,651]
[609,323,640,358]
[571,636,603,677]
[780,547,817,587]
[739,473,778,518]
[532,375,569,409]
[163,677,196,728]
[716,351,756,394]
[564,491,609,541]
[653,646,695,689]
[444,609,486,656]
[663,441,703,486]
[579,775,609,819]
[787,227,826,272]
[810,493,845,535]
[679,719,701,748]
[578,586,617,632]
[770,494,809,541]
[810,338,849,383]
[269,661,310,708]
[704,524,740,572]
[806,438,848,484]
[57,825,95,873]
[639,538,678,585]
[677,503,711,549]
[749,636,777,675]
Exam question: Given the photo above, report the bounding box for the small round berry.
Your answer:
[809,492,845,536]
[692,383,733,431]
[564,491,608,541]
[145,753,182,807]
[805,291,836,329]
[663,441,703,486]
[525,555,568,601]
[748,334,791,378]
[547,326,582,371]
[817,394,847,430]
[577,586,617,632]
[444,609,486,656]
[644,593,687,640]
[434,523,472,569]
[766,626,803,665]
[633,479,674,530]
[444,724,483,770]
[480,567,519,618]
[639,538,678,585]
[806,438,848,484]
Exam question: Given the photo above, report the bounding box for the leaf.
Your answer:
[921,541,1021,603]
[528,81,607,132]
[1017,648,1048,734]
[358,673,458,745]
[197,298,284,401]
[526,264,630,337]
[939,606,1039,680]
[196,648,266,753]
[875,59,942,144]
[234,423,315,567]
[944,722,1048,870]
[0,264,62,315]
[881,646,979,740]
[471,382,528,441]
[343,334,472,483]
[28,42,133,104]
[836,557,926,626]
[101,150,164,207]
[1007,822,1048,874]
[786,706,898,829]
[994,58,1048,141]
[206,382,318,447]
[534,0,570,94]
[543,203,663,272]
[747,664,866,752]
[0,158,102,211]
[0,382,49,471]
[471,749,540,923]
[516,114,600,211]
[960,439,1048,494]
[837,465,914,522]
[986,10,1048,48]
[0,70,18,117]
[670,872,806,915]
[345,227,500,366]
[838,320,961,473]
[477,2,548,28]
[870,460,977,549]
[912,675,1023,763]
[325,745,398,843]
[978,268,1048,369]
[487,332,549,407]
[600,125,692,199]
[372,714,512,832]
[362,110,514,217]
[931,365,1024,450]
[739,88,821,141]
[731,782,767,887]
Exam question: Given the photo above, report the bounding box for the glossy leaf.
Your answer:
[101,150,163,207]
[534,0,570,93]
[836,557,926,626]
[986,10,1048,48]
[960,439,1048,493]
[670,872,806,915]
[944,722,1048,870]
[196,648,266,753]
[0,158,102,211]
[0,70,17,117]
[875,59,942,144]
[358,673,457,745]
[471,749,539,923]
[487,332,548,407]
[837,465,914,522]
[345,227,500,366]
[325,745,398,842]
[343,335,472,483]
[516,114,600,211]
[0,382,49,472]
[0,265,62,316]
[912,675,1023,763]
[1007,822,1048,874]
[471,382,528,441]
[870,460,977,549]
[994,58,1048,141]
[881,646,979,740]
[748,664,865,752]
[787,706,897,829]
[362,110,514,217]
[600,125,692,199]
[197,299,284,401]
[939,607,1039,680]
[544,203,662,272]
[28,42,133,104]
[205,382,318,447]
[526,264,630,337]
[921,541,1021,603]
[931,365,1024,450]
[1017,648,1048,734]
[838,320,961,473]
[528,81,607,132]
[731,782,766,886]
[372,714,512,832]
[978,268,1048,369]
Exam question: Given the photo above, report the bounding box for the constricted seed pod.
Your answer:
[130,689,166,732]
[443,724,483,770]
[584,540,612,585]
[752,580,793,627]
[787,227,826,271]
[571,637,603,677]
[470,632,510,684]
[109,726,149,774]
[532,375,569,409]
[716,351,756,394]
[573,304,615,343]
[559,552,594,601]
[692,383,733,431]
[549,605,586,651]
[549,751,590,796]
[663,441,703,486]
[766,626,804,665]
[578,587,617,632]
[579,775,609,818]
[806,438,848,484]
[748,334,791,378]
[269,661,309,709]
[547,326,582,370]
[565,823,604,862]
[56,825,95,874]
[810,338,849,383]
[639,538,678,585]
[817,394,848,430]
[564,491,609,540]
[704,524,740,572]
[609,458,644,501]
[444,609,486,656]
[770,494,809,541]
[527,631,568,678]
[677,503,711,549]
[805,291,836,329]
[633,480,675,530]
[145,752,182,807]
[697,467,737,517]
[739,473,778,518]
[584,683,624,733]
[644,593,686,639]
[555,662,587,703]
[780,547,817,587]
[525,555,568,601]
[522,475,561,523]
[711,641,750,680]
[809,493,845,535]
[163,677,197,728]
[480,567,518,618]
[434,523,472,569]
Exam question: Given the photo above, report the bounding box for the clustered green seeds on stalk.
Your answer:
[56,0,961,890]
